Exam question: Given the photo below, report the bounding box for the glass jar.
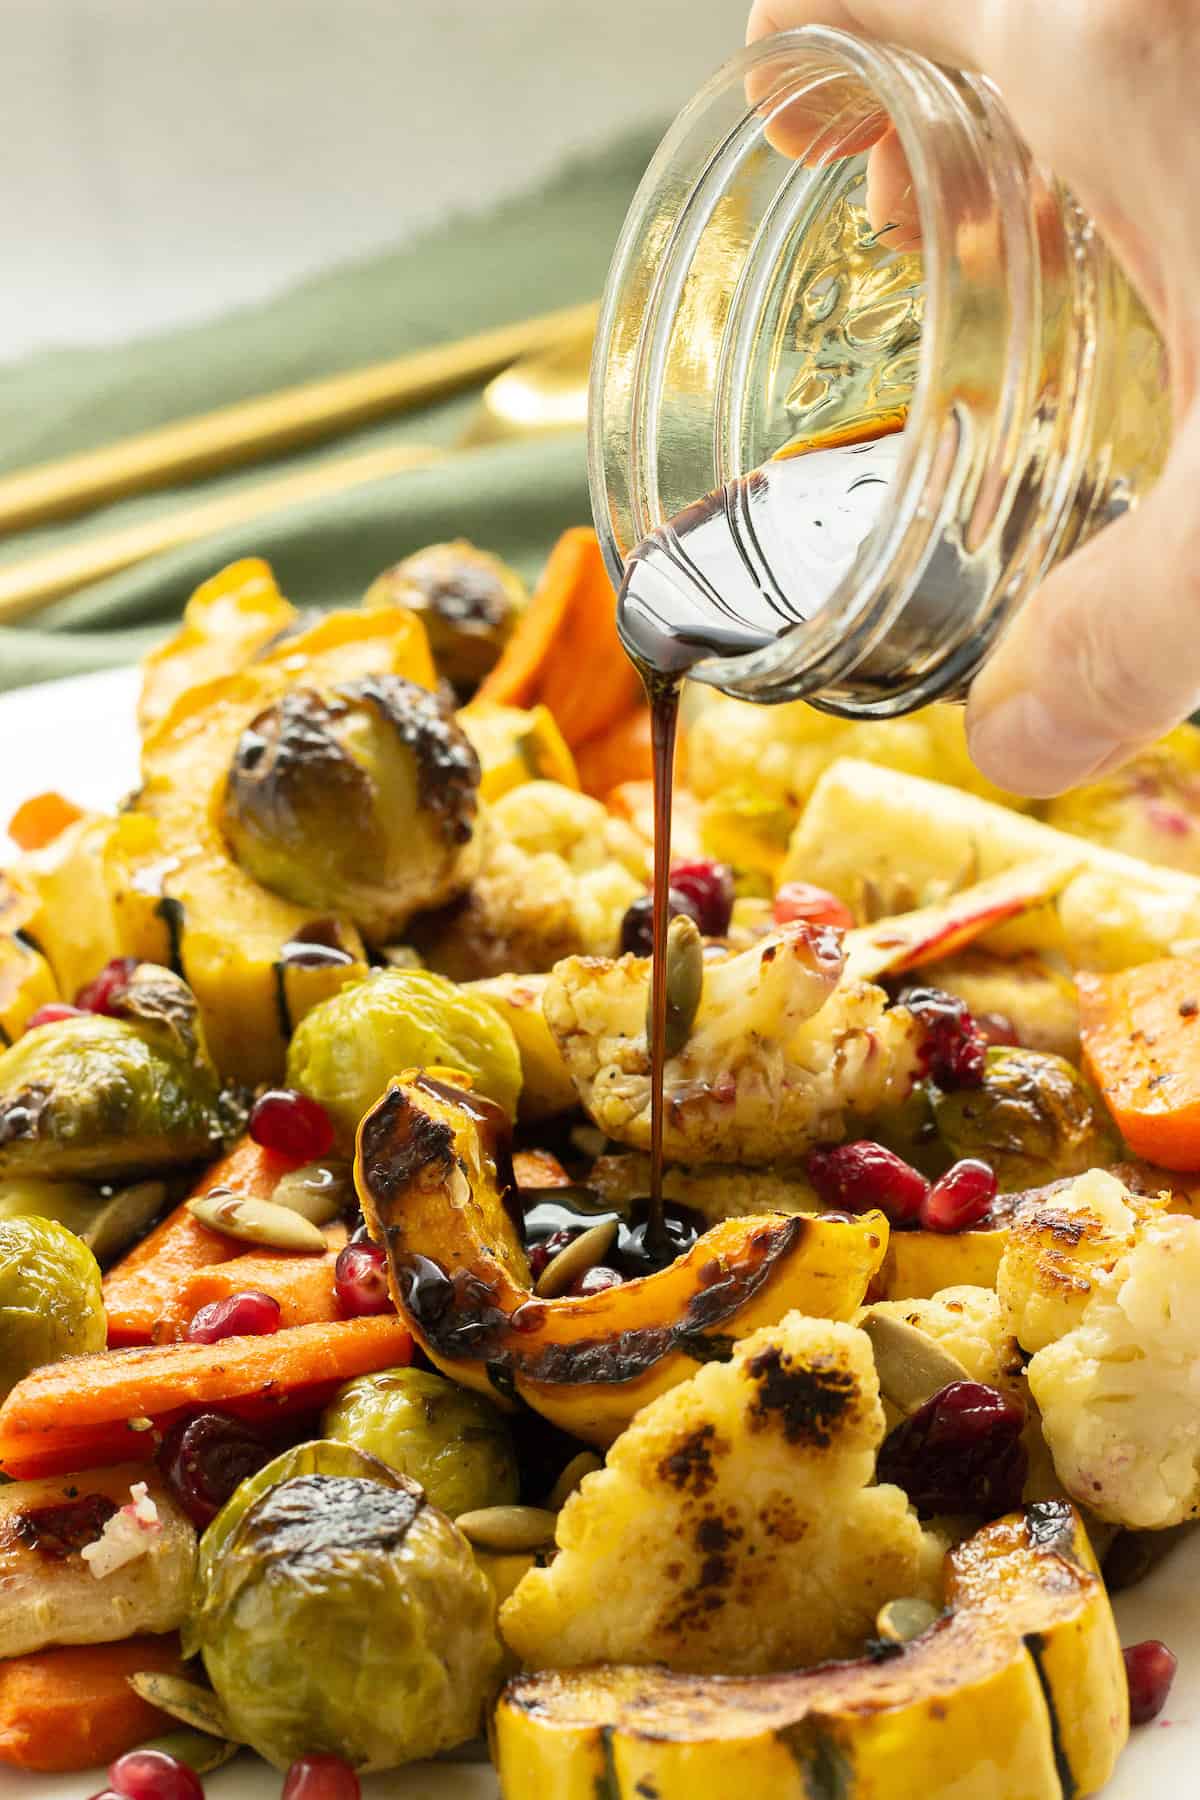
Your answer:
[589,27,1170,717]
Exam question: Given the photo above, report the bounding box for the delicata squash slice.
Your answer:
[493,1502,1127,1800]
[354,1071,889,1445]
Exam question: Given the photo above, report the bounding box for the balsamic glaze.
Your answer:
[521,1187,705,1279]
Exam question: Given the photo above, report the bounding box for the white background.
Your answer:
[2,0,741,360]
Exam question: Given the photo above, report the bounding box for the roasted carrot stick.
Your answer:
[475,527,641,746]
[169,1227,348,1338]
[103,1138,297,1346]
[0,1634,185,1773]
[0,1316,413,1479]
[1079,957,1200,1170]
[573,705,654,797]
[7,791,85,852]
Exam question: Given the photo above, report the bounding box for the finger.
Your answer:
[966,409,1200,797]
[746,0,987,70]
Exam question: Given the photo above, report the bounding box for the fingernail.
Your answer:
[967,691,1121,798]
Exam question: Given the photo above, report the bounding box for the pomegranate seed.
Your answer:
[669,860,734,937]
[806,1141,929,1225]
[186,1289,281,1344]
[877,1380,1027,1518]
[249,1088,335,1160]
[921,1159,997,1233]
[24,1002,86,1030]
[773,881,855,933]
[900,985,988,1089]
[977,1010,1020,1047]
[334,1242,393,1317]
[570,1264,625,1296]
[282,1755,361,1800]
[619,888,702,956]
[1124,1639,1178,1725]
[108,1749,204,1800]
[75,956,138,1015]
[157,1411,274,1527]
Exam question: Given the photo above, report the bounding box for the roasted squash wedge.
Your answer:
[354,1072,889,1445]
[458,703,579,801]
[0,936,56,1045]
[493,1501,1127,1800]
[124,605,440,1079]
[138,558,297,734]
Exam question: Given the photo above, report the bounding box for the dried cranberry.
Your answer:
[249,1088,335,1160]
[669,860,734,937]
[1124,1639,1178,1725]
[619,888,702,956]
[186,1289,281,1344]
[977,1010,1020,1047]
[900,985,988,1089]
[571,1264,625,1296]
[877,1380,1027,1518]
[334,1242,393,1317]
[157,1410,274,1527]
[108,1749,204,1800]
[282,1755,361,1800]
[75,956,138,1015]
[24,1002,87,1031]
[773,881,855,932]
[528,1226,580,1281]
[806,1140,929,1225]
[920,1159,997,1232]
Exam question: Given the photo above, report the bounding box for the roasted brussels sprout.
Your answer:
[0,1007,224,1181]
[286,967,522,1143]
[364,540,526,692]
[323,1367,519,1518]
[0,1216,106,1396]
[931,1046,1121,1192]
[188,1439,501,1770]
[221,675,482,944]
[0,1176,99,1236]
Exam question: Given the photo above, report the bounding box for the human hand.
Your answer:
[747,0,1200,796]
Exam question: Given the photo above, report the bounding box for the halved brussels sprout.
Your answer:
[221,675,482,944]
[364,540,526,692]
[286,968,522,1144]
[188,1438,501,1770]
[0,1006,225,1182]
[0,1215,106,1397]
[322,1367,519,1518]
[931,1046,1121,1192]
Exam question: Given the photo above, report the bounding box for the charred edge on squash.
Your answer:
[782,1719,854,1800]
[1024,1631,1077,1800]
[359,1086,458,1202]
[153,896,187,978]
[391,1217,811,1388]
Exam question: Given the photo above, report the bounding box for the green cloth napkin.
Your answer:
[0,131,659,692]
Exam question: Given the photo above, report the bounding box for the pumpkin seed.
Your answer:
[546,1451,603,1511]
[456,1505,558,1553]
[533,1220,618,1299]
[270,1159,352,1226]
[83,1180,168,1265]
[647,913,704,1059]
[187,1190,327,1253]
[875,1596,939,1644]
[128,1672,236,1740]
[137,1729,241,1774]
[859,1309,971,1415]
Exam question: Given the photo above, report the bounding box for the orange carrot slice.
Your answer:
[0,1316,413,1479]
[8,792,85,852]
[170,1228,347,1338]
[0,1634,185,1773]
[1079,957,1200,1170]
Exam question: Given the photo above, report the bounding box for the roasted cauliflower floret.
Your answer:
[997,1169,1167,1354]
[998,1173,1200,1528]
[1039,725,1200,874]
[221,674,482,943]
[544,923,924,1164]
[500,1314,940,1675]
[415,782,647,980]
[862,1285,1025,1402]
[589,1153,819,1222]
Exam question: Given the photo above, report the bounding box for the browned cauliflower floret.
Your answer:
[500,1313,941,1675]
[998,1170,1200,1528]
[861,1285,1025,1403]
[543,924,924,1165]
[415,782,648,980]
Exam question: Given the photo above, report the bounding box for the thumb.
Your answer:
[966,409,1200,798]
